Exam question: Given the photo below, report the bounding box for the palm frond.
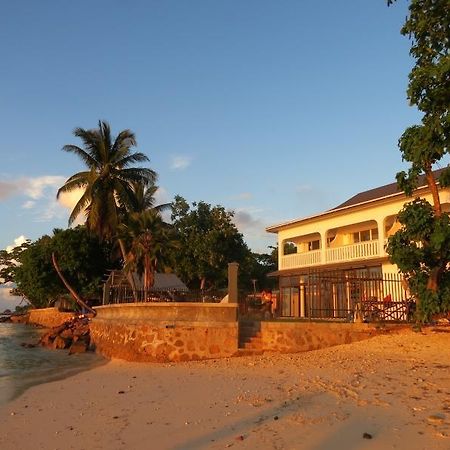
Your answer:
[154,203,173,214]
[116,152,150,168]
[112,129,137,156]
[118,167,157,185]
[68,192,90,226]
[73,127,103,162]
[57,171,91,198]
[61,145,99,168]
[113,179,137,211]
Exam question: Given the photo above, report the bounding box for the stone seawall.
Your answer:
[28,308,74,328]
[259,321,377,353]
[90,303,238,362]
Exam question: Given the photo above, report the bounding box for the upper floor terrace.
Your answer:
[267,171,450,272]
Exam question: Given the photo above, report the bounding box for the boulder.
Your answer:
[69,340,88,354]
[52,335,69,350]
[37,315,91,354]
[10,314,29,324]
[60,328,74,339]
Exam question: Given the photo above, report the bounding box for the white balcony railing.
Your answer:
[280,250,321,269]
[279,240,381,270]
[325,240,380,264]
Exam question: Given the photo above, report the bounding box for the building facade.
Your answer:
[266,172,450,319]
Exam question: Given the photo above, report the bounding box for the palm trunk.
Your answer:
[51,252,96,316]
[118,238,139,301]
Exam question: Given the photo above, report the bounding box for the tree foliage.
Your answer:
[14,227,113,308]
[386,200,450,318]
[0,241,30,285]
[119,210,176,292]
[239,251,278,292]
[58,120,156,242]
[387,0,450,320]
[170,196,252,289]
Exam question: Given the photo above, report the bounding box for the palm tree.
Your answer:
[57,120,156,242]
[129,182,172,216]
[119,210,175,296]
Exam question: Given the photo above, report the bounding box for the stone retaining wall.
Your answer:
[259,321,378,353]
[28,308,74,328]
[95,302,237,322]
[90,303,238,362]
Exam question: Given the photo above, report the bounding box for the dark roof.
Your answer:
[106,271,188,291]
[266,168,446,233]
[330,168,445,211]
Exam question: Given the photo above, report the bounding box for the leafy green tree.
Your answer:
[0,240,30,285]
[57,120,156,242]
[387,0,450,320]
[239,251,278,292]
[170,196,251,289]
[14,227,112,308]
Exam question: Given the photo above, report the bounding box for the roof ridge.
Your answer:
[329,167,445,211]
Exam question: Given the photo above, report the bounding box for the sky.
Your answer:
[0,0,420,268]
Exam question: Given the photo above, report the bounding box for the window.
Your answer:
[353,228,378,243]
[308,239,320,251]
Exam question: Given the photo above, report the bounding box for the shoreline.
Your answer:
[0,327,449,449]
[0,322,107,406]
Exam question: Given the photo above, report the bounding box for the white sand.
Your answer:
[0,327,449,450]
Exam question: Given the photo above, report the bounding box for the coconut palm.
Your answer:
[57,120,156,242]
[129,182,172,216]
[119,210,175,294]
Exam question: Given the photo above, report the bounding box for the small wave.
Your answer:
[0,323,107,405]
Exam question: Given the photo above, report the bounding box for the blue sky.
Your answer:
[0,0,418,258]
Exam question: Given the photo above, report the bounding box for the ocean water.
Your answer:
[0,322,107,405]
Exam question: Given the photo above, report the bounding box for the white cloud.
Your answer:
[231,192,253,201]
[0,181,20,200]
[23,176,66,200]
[56,187,84,223]
[154,186,170,206]
[232,208,276,253]
[5,235,28,252]
[0,175,84,223]
[22,200,35,209]
[57,187,84,210]
[2,236,28,285]
[296,184,313,193]
[0,285,24,312]
[170,155,192,171]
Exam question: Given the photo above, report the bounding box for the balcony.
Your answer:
[325,240,380,264]
[280,250,321,269]
[280,240,381,270]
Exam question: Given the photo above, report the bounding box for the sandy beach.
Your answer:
[0,327,449,450]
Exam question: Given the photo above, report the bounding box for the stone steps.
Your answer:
[238,321,263,350]
[235,348,264,356]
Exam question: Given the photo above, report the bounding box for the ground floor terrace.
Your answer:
[272,264,412,322]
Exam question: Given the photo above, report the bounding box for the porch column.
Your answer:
[299,276,305,317]
[376,218,385,257]
[278,241,284,270]
[320,230,327,264]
